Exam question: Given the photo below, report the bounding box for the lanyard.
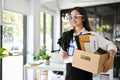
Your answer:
[68,32,83,56]
[79,32,82,35]
[72,32,82,43]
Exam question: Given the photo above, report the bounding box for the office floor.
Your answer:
[93,74,119,80]
[40,71,120,80]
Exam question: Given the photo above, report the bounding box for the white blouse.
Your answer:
[62,28,117,63]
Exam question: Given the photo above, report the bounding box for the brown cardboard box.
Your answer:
[72,49,109,74]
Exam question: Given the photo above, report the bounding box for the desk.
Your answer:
[24,63,66,80]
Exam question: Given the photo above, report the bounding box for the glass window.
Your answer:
[40,12,44,48]
[45,13,52,51]
[40,12,53,51]
[84,5,116,41]
[2,10,23,54]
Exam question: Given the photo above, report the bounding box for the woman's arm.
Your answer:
[59,48,68,59]
[92,32,117,72]
[103,49,116,72]
[108,49,116,60]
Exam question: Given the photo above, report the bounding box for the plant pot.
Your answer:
[44,60,50,65]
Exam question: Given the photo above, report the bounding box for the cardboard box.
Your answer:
[72,49,109,74]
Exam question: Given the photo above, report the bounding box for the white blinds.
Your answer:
[4,0,27,15]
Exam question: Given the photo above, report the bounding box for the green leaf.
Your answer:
[0,48,6,54]
[0,54,7,58]
[39,49,46,56]
[42,54,51,60]
[33,53,41,60]
[0,48,7,59]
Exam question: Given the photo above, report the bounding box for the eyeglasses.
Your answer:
[69,15,83,21]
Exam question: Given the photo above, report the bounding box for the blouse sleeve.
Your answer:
[93,32,117,53]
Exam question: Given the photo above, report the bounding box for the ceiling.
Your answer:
[38,0,120,10]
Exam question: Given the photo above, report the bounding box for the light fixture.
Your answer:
[39,0,55,3]
[72,0,95,3]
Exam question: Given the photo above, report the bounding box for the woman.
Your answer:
[57,7,117,80]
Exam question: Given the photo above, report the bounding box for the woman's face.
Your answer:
[69,10,84,27]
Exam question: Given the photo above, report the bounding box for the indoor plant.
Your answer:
[33,46,51,65]
[42,54,51,65]
[41,54,51,60]
[33,48,46,60]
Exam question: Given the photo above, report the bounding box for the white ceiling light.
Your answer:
[83,0,94,1]
[72,0,116,3]
[72,0,94,3]
[39,0,55,3]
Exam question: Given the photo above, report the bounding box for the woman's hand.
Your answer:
[103,49,115,72]
[59,49,68,59]
[103,58,113,72]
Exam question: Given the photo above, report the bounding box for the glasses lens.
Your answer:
[73,15,78,20]
[69,15,81,20]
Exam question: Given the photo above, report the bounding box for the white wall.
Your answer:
[26,0,41,80]
[53,11,61,50]
[27,0,40,56]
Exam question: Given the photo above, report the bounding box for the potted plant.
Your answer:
[41,54,51,60]
[33,48,46,60]
[0,48,7,59]
[42,54,51,65]
[33,46,51,65]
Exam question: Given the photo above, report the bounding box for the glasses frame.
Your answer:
[69,14,83,21]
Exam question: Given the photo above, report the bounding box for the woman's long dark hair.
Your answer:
[69,7,92,31]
